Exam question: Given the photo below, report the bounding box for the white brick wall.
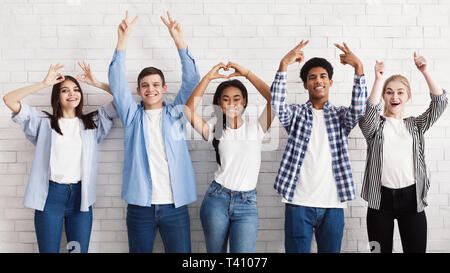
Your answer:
[1,0,450,253]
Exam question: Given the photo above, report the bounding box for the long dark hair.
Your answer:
[212,79,248,165]
[43,75,98,135]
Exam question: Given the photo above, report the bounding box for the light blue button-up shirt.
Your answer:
[11,102,117,212]
[108,48,200,208]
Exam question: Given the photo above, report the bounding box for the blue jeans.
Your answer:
[200,181,258,253]
[34,181,93,253]
[126,203,191,253]
[284,204,344,253]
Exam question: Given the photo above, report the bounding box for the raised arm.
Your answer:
[359,61,384,141]
[108,11,138,126]
[3,64,65,114]
[226,62,274,132]
[414,51,443,97]
[161,11,200,106]
[116,11,138,51]
[160,11,186,50]
[413,52,447,133]
[334,42,367,135]
[184,63,228,141]
[271,40,309,130]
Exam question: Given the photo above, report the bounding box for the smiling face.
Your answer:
[304,66,333,105]
[218,86,247,120]
[383,78,411,118]
[137,74,168,109]
[58,80,81,111]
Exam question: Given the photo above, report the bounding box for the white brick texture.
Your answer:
[1,0,450,253]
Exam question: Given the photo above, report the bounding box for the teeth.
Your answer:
[315,86,324,90]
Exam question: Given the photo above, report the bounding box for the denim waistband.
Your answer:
[210,181,256,198]
[49,180,81,187]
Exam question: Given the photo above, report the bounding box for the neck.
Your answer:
[310,97,328,110]
[226,116,244,129]
[144,102,163,110]
[61,108,76,119]
[384,111,403,120]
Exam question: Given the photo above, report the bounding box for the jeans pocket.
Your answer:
[207,182,221,197]
[244,194,257,206]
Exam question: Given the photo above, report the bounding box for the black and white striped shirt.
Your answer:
[359,91,448,212]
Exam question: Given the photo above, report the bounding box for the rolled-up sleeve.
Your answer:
[96,101,117,143]
[11,101,43,145]
[173,47,201,106]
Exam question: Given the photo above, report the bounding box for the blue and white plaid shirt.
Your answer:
[271,71,367,203]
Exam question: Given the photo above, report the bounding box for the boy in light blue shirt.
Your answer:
[108,11,200,253]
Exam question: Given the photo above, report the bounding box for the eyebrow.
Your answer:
[308,73,328,77]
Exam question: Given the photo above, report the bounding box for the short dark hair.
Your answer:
[137,67,165,86]
[300,57,334,83]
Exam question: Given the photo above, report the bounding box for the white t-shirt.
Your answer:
[145,109,174,204]
[381,117,415,189]
[50,117,82,184]
[207,118,266,191]
[283,108,346,208]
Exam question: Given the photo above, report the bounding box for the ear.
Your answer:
[136,86,141,95]
[303,82,307,90]
[162,85,168,94]
[329,79,333,87]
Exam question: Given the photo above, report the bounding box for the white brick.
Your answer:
[1,0,450,254]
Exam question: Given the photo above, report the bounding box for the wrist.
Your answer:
[41,81,51,88]
[278,61,288,72]
[354,62,364,75]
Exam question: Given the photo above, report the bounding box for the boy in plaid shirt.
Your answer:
[271,40,367,253]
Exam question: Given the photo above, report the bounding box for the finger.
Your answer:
[334,43,347,53]
[125,10,129,21]
[167,11,173,23]
[76,73,85,82]
[56,74,65,83]
[160,16,169,26]
[55,64,64,71]
[414,51,418,58]
[122,19,129,29]
[298,40,309,49]
[130,15,139,26]
[227,72,241,78]
[343,42,351,52]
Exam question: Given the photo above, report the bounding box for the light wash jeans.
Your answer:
[126,203,191,253]
[34,181,92,253]
[200,181,258,253]
[284,204,345,253]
